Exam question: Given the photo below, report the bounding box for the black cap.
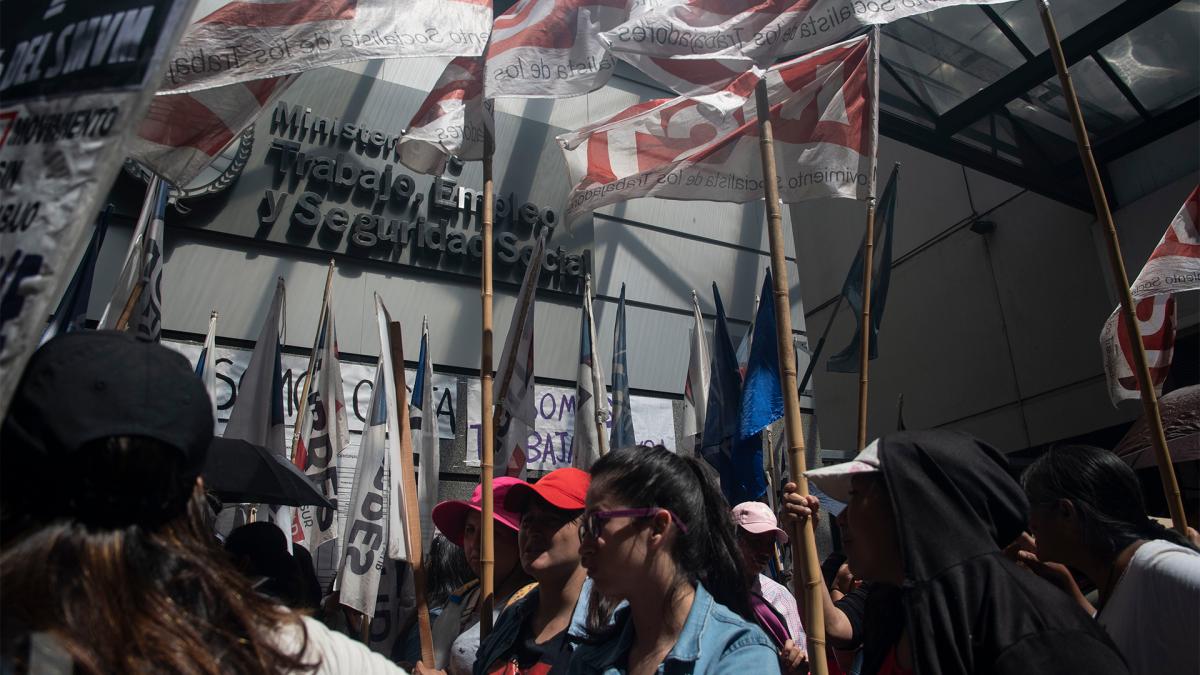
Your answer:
[2,331,214,520]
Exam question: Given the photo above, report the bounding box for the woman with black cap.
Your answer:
[0,332,405,674]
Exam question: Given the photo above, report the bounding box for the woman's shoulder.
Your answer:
[694,586,775,652]
[273,615,408,674]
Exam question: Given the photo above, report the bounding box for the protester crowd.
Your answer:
[2,333,1198,674]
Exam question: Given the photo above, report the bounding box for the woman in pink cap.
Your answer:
[425,477,534,675]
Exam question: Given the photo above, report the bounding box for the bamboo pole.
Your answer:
[1037,0,1187,533]
[387,321,435,666]
[585,275,609,456]
[290,260,336,464]
[754,78,829,675]
[856,199,877,451]
[479,129,497,636]
[114,281,144,331]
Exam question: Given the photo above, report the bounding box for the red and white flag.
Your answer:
[486,0,629,100]
[397,57,492,175]
[601,0,1012,112]
[163,0,493,94]
[558,33,877,223]
[130,75,297,187]
[1101,186,1200,404]
[495,236,546,480]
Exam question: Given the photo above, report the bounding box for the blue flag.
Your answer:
[828,164,899,373]
[700,283,743,502]
[610,283,636,449]
[42,206,111,344]
[740,270,783,439]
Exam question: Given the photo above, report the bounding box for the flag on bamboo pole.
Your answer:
[700,283,743,501]
[130,75,297,187]
[485,0,629,100]
[161,0,494,94]
[42,207,110,344]
[727,272,779,503]
[340,362,390,617]
[571,279,606,468]
[558,33,877,224]
[195,312,219,432]
[496,236,547,479]
[827,162,898,373]
[98,177,170,339]
[223,278,292,549]
[681,291,710,452]
[411,317,439,554]
[293,298,350,552]
[397,56,493,175]
[610,283,636,449]
[601,0,1012,111]
[375,297,412,562]
[1101,186,1199,404]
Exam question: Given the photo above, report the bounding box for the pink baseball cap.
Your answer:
[732,501,789,544]
[432,476,526,547]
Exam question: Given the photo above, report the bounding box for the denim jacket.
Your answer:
[565,582,780,675]
[472,577,594,675]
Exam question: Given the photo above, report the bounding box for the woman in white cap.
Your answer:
[732,501,807,674]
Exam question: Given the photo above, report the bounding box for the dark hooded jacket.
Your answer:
[855,430,1128,675]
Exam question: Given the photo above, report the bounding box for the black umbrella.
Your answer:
[203,437,334,509]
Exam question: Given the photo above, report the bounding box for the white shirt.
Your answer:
[277,616,408,674]
[754,573,806,650]
[1097,539,1200,675]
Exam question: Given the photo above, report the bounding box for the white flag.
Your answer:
[339,362,390,617]
[558,33,877,223]
[294,299,351,552]
[196,311,219,432]
[1101,186,1199,404]
[570,278,606,469]
[485,0,628,100]
[495,236,547,479]
[98,177,170,335]
[411,317,439,554]
[601,0,1012,111]
[681,291,710,452]
[162,0,493,94]
[375,296,413,562]
[397,56,492,175]
[222,278,291,550]
[130,75,297,187]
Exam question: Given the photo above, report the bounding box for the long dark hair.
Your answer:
[1022,445,1196,562]
[586,445,752,629]
[0,437,316,674]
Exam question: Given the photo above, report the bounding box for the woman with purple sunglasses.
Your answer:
[569,445,779,675]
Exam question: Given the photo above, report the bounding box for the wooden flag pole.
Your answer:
[387,321,436,666]
[290,260,336,463]
[114,281,145,331]
[856,199,877,451]
[1038,0,1187,533]
[585,275,609,456]
[754,78,829,675]
[479,128,498,636]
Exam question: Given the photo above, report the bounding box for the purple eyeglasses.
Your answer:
[579,508,689,541]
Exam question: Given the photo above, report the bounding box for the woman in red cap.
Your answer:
[473,467,593,675]
[426,477,534,675]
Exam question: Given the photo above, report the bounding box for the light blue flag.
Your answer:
[739,270,783,440]
[610,283,635,449]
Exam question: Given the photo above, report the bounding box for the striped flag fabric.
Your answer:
[130,75,297,188]
[681,290,710,453]
[223,278,292,549]
[1101,186,1199,403]
[610,283,635,449]
[485,0,628,100]
[558,33,877,223]
[162,0,494,94]
[700,283,743,502]
[495,236,547,479]
[41,207,110,345]
[397,57,492,176]
[601,0,1013,112]
[293,296,350,553]
[98,177,170,341]
[411,316,439,554]
[571,277,606,469]
[195,311,219,432]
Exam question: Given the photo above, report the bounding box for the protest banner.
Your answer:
[0,0,197,414]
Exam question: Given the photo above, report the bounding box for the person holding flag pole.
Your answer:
[1036,0,1187,534]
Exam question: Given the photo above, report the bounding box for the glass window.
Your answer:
[1098,2,1200,113]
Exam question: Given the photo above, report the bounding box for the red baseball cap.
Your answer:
[504,467,591,513]
[432,476,526,547]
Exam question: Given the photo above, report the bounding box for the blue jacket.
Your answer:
[565,582,780,675]
[473,577,594,675]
